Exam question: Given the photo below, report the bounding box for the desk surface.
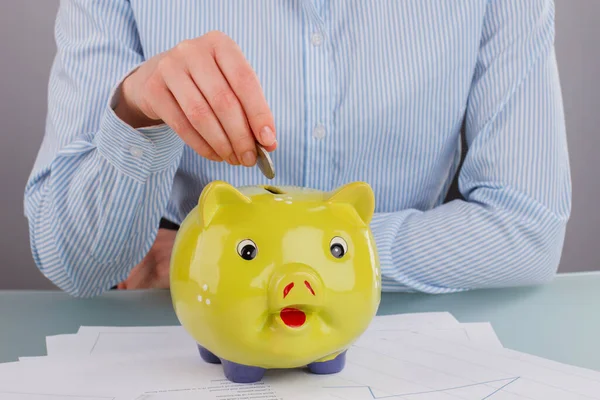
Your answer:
[1,272,599,371]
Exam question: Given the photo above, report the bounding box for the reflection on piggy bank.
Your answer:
[169,180,381,383]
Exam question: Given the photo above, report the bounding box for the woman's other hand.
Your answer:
[117,228,177,290]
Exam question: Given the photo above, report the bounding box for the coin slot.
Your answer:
[262,186,285,195]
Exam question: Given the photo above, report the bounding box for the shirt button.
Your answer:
[129,146,143,158]
[311,32,323,46]
[313,124,326,139]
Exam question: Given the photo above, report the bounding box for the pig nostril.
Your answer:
[283,282,294,298]
[304,280,315,296]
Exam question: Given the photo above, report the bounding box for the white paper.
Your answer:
[0,354,322,400]
[15,311,597,399]
[366,312,459,331]
[0,362,139,400]
[339,332,600,399]
[45,333,87,356]
[460,322,504,348]
[0,395,115,400]
[46,327,196,358]
[4,325,599,400]
[408,322,504,349]
[42,313,463,359]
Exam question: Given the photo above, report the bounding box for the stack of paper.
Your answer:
[1,312,599,399]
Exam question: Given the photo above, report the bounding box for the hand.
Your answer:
[114,30,277,166]
[117,228,177,290]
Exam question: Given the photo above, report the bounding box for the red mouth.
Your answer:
[280,307,306,327]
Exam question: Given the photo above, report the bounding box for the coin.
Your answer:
[255,143,275,179]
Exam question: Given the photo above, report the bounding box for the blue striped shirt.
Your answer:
[24,0,571,298]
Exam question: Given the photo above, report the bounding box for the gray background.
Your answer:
[1,1,598,290]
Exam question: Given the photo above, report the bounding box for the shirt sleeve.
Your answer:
[370,0,572,293]
[23,0,184,297]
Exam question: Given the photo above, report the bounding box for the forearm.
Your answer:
[371,184,568,293]
[22,0,188,297]
[25,98,183,297]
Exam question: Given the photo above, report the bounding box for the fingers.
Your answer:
[211,36,277,150]
[119,228,176,290]
[119,258,152,290]
[143,69,222,162]
[186,57,257,166]
[262,142,277,152]
[162,63,240,165]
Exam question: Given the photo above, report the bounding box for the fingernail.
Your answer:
[242,151,256,166]
[228,154,239,165]
[260,126,276,146]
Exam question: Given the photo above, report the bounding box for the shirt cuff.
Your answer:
[94,66,184,182]
[370,212,400,273]
[369,209,421,291]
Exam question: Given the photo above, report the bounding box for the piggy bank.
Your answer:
[169,180,381,383]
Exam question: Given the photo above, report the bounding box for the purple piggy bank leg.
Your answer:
[197,345,266,383]
[221,359,266,383]
[307,350,347,374]
[197,345,221,364]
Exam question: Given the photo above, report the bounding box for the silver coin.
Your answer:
[255,143,275,179]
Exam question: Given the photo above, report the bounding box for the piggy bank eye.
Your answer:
[329,236,347,259]
[237,239,257,260]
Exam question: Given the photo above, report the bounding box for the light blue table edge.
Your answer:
[0,271,599,372]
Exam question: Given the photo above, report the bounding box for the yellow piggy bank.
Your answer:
[170,180,381,383]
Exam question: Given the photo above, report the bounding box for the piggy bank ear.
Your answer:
[198,181,251,227]
[326,181,375,225]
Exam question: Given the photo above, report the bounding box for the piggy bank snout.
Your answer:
[268,264,323,310]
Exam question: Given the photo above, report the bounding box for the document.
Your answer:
[42,312,500,360]
[324,332,600,399]
[46,326,197,358]
[5,332,600,399]
[2,312,598,400]
[0,395,114,400]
